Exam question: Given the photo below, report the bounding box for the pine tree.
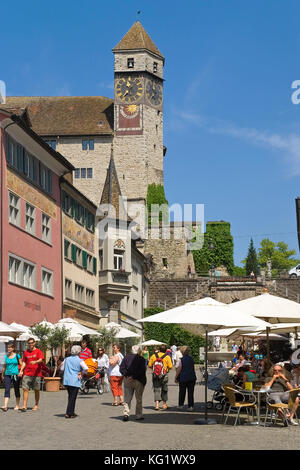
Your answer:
[245,238,259,276]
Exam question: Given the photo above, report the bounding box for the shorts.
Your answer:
[22,375,41,391]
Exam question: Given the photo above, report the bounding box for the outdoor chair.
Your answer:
[263,387,300,427]
[223,385,257,426]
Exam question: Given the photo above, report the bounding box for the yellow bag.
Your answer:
[245,381,253,391]
[84,358,98,376]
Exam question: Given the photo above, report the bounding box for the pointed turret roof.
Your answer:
[113,21,164,60]
[99,147,130,222]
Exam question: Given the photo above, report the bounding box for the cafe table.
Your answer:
[243,385,269,426]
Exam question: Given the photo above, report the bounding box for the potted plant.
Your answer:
[29,324,69,392]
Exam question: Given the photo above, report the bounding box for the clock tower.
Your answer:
[112,22,165,205]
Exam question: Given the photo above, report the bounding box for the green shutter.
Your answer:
[71,244,77,263]
[93,257,97,275]
[82,251,87,269]
[64,239,69,257]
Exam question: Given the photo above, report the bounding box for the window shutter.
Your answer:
[71,244,77,263]
[62,191,66,211]
[82,251,87,269]
[93,257,97,275]
[64,239,69,258]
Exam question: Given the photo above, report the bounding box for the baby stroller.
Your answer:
[206,365,231,411]
[80,358,102,395]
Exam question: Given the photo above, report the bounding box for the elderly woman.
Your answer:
[109,344,124,406]
[175,346,197,411]
[263,363,296,425]
[60,346,89,419]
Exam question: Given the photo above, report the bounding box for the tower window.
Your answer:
[153,62,158,73]
[82,139,94,151]
[127,58,134,69]
[162,258,168,268]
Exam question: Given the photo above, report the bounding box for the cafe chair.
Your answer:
[223,385,257,426]
[263,388,300,427]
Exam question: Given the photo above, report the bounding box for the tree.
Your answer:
[257,238,300,277]
[245,238,259,276]
[96,326,118,351]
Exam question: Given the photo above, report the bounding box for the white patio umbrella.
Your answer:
[0,321,23,338]
[10,323,39,341]
[230,292,300,364]
[138,297,271,425]
[141,339,166,346]
[104,322,141,339]
[56,318,102,341]
[0,336,14,342]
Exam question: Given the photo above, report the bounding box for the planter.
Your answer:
[44,377,61,392]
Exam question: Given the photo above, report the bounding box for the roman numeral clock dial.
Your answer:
[115,77,143,103]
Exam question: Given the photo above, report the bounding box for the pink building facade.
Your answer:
[0,110,74,326]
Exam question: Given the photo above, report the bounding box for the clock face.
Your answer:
[115,77,143,103]
[146,79,163,106]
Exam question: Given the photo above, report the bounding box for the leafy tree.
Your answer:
[193,221,234,275]
[29,324,51,354]
[257,238,300,277]
[96,325,118,352]
[245,238,259,276]
[232,265,246,276]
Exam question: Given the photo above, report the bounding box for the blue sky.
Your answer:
[2,0,300,266]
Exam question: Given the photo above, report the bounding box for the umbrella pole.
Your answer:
[266,327,270,370]
[194,327,216,425]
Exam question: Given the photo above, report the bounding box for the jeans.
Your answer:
[66,386,79,416]
[4,375,21,399]
[178,380,195,407]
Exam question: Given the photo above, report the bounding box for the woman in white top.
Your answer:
[97,348,110,393]
[109,344,124,406]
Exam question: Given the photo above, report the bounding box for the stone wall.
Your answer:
[265,278,300,302]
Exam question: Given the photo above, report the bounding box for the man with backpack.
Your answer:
[148,344,173,411]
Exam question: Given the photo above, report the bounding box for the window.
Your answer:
[76,247,82,266]
[64,239,71,259]
[127,58,134,68]
[87,168,93,179]
[8,192,20,226]
[74,169,80,179]
[45,140,57,150]
[42,268,53,296]
[86,289,95,307]
[25,203,36,235]
[99,250,103,271]
[81,168,86,179]
[65,279,72,299]
[87,254,94,273]
[8,256,21,284]
[40,164,52,194]
[153,62,158,73]
[74,168,93,179]
[22,261,36,289]
[42,213,51,244]
[82,139,94,151]
[162,257,168,267]
[114,250,124,270]
[75,283,85,303]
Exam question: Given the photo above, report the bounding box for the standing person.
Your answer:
[60,346,89,418]
[148,344,173,411]
[97,347,110,393]
[120,345,147,421]
[171,344,177,366]
[231,342,238,353]
[18,338,44,412]
[109,344,124,406]
[142,346,150,368]
[175,346,197,411]
[175,346,183,367]
[79,340,92,360]
[1,342,22,411]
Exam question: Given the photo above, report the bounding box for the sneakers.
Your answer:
[289,418,299,426]
[187,407,194,412]
[123,415,129,422]
[177,406,184,410]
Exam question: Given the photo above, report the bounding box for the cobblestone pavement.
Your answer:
[1,369,300,450]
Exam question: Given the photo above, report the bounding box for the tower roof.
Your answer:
[113,21,164,59]
[99,148,131,222]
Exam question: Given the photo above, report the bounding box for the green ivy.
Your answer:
[143,307,205,363]
[146,183,169,226]
[193,221,234,275]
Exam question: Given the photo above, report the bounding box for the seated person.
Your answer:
[229,354,246,376]
[242,363,258,388]
[263,363,297,426]
[288,364,300,425]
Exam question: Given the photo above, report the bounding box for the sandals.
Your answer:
[19,408,27,412]
[1,407,8,412]
[32,406,39,411]
[162,404,168,410]
[112,403,119,406]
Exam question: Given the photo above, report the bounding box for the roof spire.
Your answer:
[113,21,164,60]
